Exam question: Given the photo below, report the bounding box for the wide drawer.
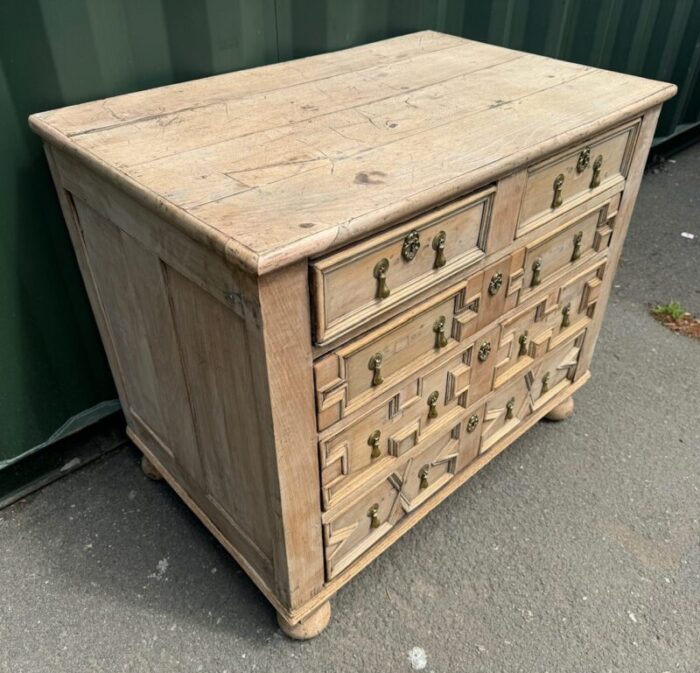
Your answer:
[321,328,588,580]
[517,119,639,235]
[311,187,495,344]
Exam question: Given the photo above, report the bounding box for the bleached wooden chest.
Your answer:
[30,32,675,638]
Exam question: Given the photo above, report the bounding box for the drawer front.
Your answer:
[311,187,495,344]
[323,417,467,580]
[480,328,586,454]
[313,267,514,430]
[318,335,497,509]
[507,195,619,307]
[322,330,588,580]
[517,119,639,235]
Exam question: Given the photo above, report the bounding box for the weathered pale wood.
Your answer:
[29,32,676,275]
[545,396,575,421]
[32,35,674,636]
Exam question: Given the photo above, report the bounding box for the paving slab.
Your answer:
[1,144,698,673]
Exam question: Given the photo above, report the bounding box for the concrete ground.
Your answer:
[1,144,698,673]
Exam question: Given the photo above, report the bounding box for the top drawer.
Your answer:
[311,187,495,345]
[517,119,640,236]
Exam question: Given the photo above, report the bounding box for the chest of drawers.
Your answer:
[30,31,675,639]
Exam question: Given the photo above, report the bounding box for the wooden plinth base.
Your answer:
[141,454,163,481]
[545,396,575,421]
[277,601,331,640]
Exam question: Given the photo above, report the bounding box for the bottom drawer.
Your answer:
[321,327,587,580]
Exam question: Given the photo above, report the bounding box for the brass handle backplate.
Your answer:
[552,173,565,209]
[433,316,448,349]
[590,155,603,188]
[518,331,528,357]
[488,272,503,296]
[402,230,421,261]
[368,353,384,387]
[368,430,381,459]
[467,414,480,433]
[432,231,446,268]
[576,146,591,173]
[418,466,429,490]
[541,372,551,394]
[427,391,439,419]
[368,504,380,529]
[531,258,542,287]
[478,341,491,362]
[571,230,583,261]
[505,397,515,420]
[561,302,571,328]
[373,258,390,299]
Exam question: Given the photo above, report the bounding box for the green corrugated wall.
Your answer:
[1,0,698,473]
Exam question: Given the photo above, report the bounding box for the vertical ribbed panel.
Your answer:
[0,0,697,469]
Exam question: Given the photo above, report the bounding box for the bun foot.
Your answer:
[277,602,331,640]
[141,454,163,481]
[545,396,574,421]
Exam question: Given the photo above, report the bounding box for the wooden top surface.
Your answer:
[30,31,675,275]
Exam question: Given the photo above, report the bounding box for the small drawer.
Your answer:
[481,328,587,454]
[517,119,639,235]
[311,187,496,344]
[314,283,501,431]
[322,418,466,579]
[509,195,619,305]
[318,339,495,509]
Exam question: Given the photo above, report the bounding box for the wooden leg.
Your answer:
[277,601,331,640]
[545,395,575,421]
[141,454,163,481]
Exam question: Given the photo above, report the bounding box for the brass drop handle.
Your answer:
[571,230,583,262]
[418,466,429,490]
[367,504,381,529]
[518,331,528,357]
[368,430,381,459]
[427,391,439,419]
[373,258,390,299]
[552,173,565,209]
[576,146,591,173]
[488,272,503,296]
[590,155,603,188]
[432,231,446,268]
[541,372,551,394]
[505,397,515,420]
[531,258,542,287]
[467,414,480,433]
[478,341,492,362]
[433,316,448,349]
[368,353,384,387]
[561,302,571,328]
[402,230,421,261]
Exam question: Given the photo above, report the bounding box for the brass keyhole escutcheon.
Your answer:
[590,154,603,188]
[576,146,591,173]
[432,231,447,268]
[541,372,551,394]
[418,466,430,490]
[368,430,381,459]
[571,230,583,262]
[368,353,384,387]
[478,341,492,362]
[552,173,565,209]
[367,504,380,529]
[531,258,542,287]
[427,391,439,419]
[402,230,421,261]
[505,397,515,420]
[561,302,571,328]
[373,258,390,299]
[488,272,503,296]
[518,331,528,357]
[433,315,448,349]
[467,414,480,433]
